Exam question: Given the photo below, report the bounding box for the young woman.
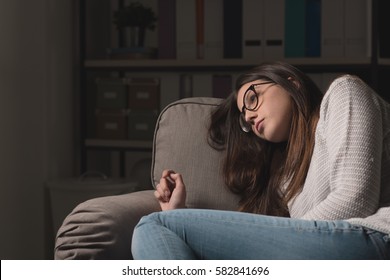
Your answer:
[131,62,390,259]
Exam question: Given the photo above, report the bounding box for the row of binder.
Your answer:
[157,0,371,60]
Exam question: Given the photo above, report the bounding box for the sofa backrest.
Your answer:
[152,97,240,210]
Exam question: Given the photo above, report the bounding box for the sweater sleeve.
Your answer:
[299,75,383,220]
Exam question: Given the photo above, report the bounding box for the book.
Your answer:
[160,74,180,109]
[110,0,120,48]
[378,0,390,57]
[157,0,176,59]
[344,0,370,57]
[196,0,205,59]
[321,0,344,57]
[204,0,224,59]
[212,74,232,99]
[176,0,197,59]
[243,0,264,61]
[263,0,285,59]
[223,0,243,58]
[305,0,321,57]
[284,0,306,58]
[179,74,193,99]
[193,74,212,97]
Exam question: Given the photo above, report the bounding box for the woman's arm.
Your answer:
[300,75,384,220]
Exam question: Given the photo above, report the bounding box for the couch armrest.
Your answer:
[54,190,159,259]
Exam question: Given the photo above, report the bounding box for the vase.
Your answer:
[123,26,145,48]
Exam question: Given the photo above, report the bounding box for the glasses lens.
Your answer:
[244,88,258,111]
[239,113,251,133]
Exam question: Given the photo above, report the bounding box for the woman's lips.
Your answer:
[255,119,264,133]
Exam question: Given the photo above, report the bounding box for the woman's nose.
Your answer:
[245,110,257,123]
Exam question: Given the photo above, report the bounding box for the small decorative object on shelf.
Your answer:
[112,1,157,58]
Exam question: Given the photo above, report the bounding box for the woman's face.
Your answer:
[236,79,293,143]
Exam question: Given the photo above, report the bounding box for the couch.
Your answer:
[54,97,240,259]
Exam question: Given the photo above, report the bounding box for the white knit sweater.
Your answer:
[289,75,390,235]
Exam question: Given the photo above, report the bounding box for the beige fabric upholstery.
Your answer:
[54,97,239,259]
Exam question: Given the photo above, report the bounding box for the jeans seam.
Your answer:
[365,229,389,259]
[164,210,366,233]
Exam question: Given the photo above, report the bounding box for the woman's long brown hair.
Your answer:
[208,62,323,216]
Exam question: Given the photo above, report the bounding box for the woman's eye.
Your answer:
[247,91,257,106]
[249,94,256,103]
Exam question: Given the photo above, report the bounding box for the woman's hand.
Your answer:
[155,170,187,211]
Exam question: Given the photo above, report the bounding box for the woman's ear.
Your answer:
[288,77,300,89]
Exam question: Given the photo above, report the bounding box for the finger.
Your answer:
[154,191,169,209]
[155,187,170,204]
[161,172,175,192]
[169,173,184,188]
[154,190,160,199]
[155,183,165,197]
[169,172,182,180]
[166,176,175,184]
[162,169,174,176]
[154,190,165,201]
[158,179,171,201]
[162,169,176,181]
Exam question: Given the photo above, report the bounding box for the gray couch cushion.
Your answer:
[152,97,240,210]
[55,190,159,259]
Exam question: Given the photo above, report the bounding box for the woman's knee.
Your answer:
[134,212,162,231]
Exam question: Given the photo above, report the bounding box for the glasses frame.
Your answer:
[239,81,274,133]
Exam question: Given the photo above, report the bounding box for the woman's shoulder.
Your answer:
[324,74,371,100]
[321,74,388,115]
[318,75,390,136]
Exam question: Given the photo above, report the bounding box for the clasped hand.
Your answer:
[155,170,187,211]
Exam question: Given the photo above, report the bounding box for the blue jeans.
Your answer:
[131,209,390,259]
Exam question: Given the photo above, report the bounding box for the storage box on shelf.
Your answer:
[96,77,128,108]
[93,76,160,142]
[96,108,128,140]
[127,77,160,109]
[128,109,158,140]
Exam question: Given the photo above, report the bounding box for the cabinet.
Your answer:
[77,0,387,178]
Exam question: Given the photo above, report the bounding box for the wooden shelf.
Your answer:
[85,139,153,150]
[84,57,372,70]
[378,58,390,66]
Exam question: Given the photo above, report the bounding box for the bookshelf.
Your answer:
[78,0,386,177]
[84,57,372,69]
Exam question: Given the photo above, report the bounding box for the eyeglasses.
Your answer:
[239,81,274,133]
